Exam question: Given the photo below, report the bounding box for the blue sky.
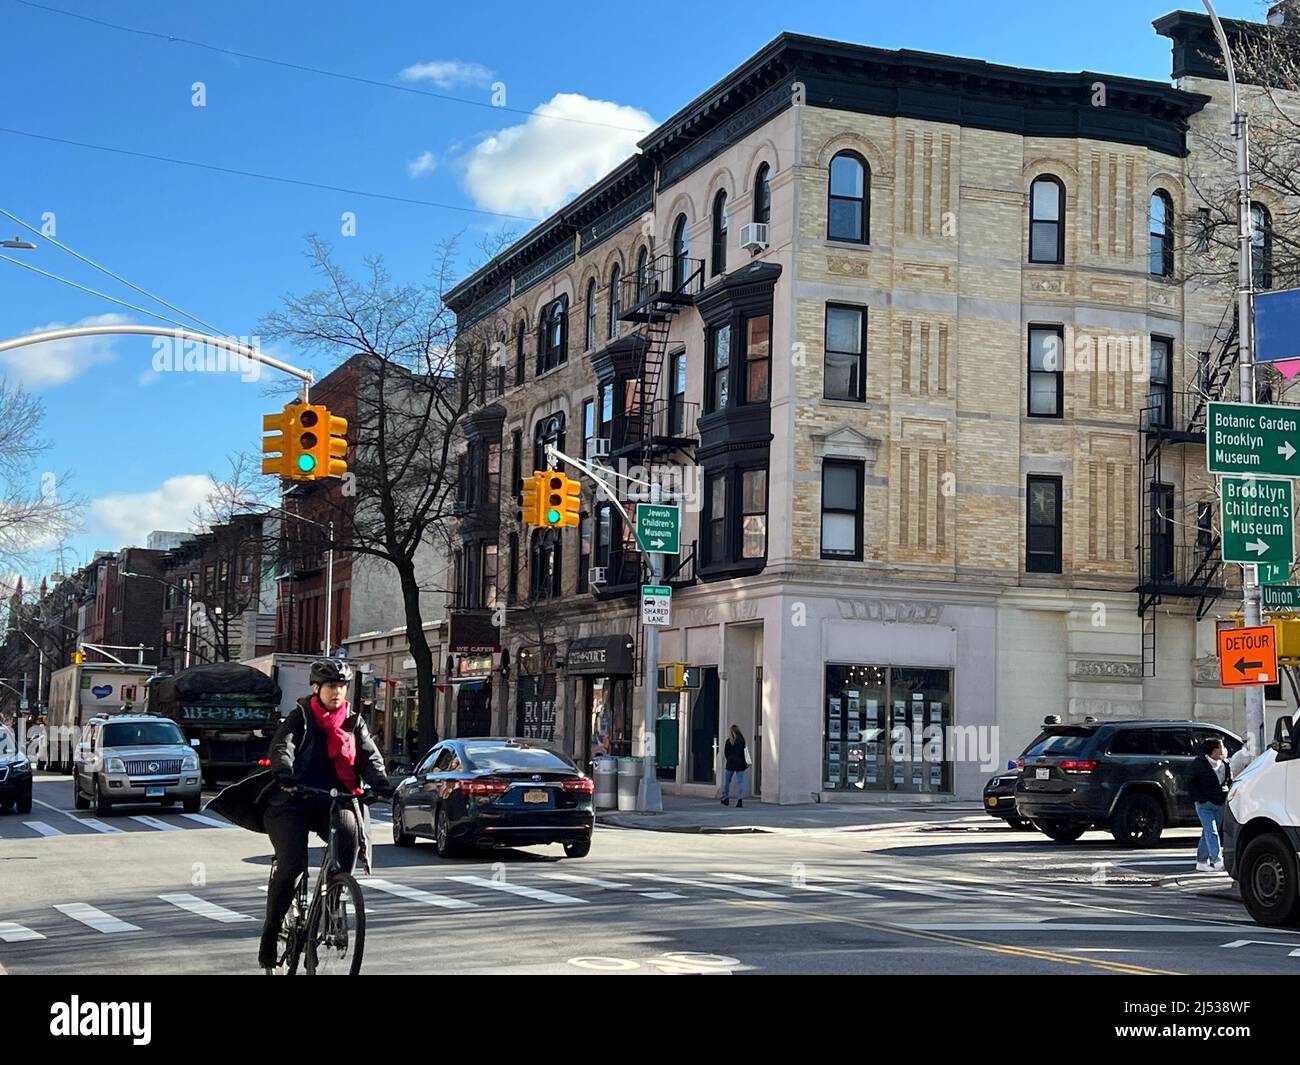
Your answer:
[0,0,1262,575]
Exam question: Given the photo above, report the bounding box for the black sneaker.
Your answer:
[721,797,729,806]
[736,799,743,808]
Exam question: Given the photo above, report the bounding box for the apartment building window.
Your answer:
[594,504,612,569]
[529,531,562,599]
[608,264,622,339]
[636,246,650,302]
[578,513,591,593]
[1148,335,1172,430]
[712,190,729,276]
[828,151,868,243]
[821,460,863,560]
[1028,325,1064,418]
[1029,175,1065,264]
[533,413,565,472]
[537,296,568,374]
[1151,483,1175,582]
[825,304,865,401]
[1026,476,1063,574]
[511,429,523,493]
[481,543,498,610]
[452,550,463,609]
[507,531,518,602]
[1197,500,1214,555]
[669,350,687,436]
[705,472,727,564]
[580,399,594,460]
[707,325,731,413]
[753,163,771,224]
[514,320,526,385]
[740,468,768,559]
[744,315,770,403]
[585,280,598,351]
[477,351,488,404]
[1150,190,1174,278]
[672,214,690,290]
[1252,202,1273,290]
[598,382,613,442]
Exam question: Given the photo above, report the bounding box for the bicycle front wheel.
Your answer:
[305,872,365,975]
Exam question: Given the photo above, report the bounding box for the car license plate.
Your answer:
[146,786,165,797]
[1035,768,1050,780]
[523,789,548,804]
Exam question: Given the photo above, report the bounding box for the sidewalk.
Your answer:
[596,793,985,834]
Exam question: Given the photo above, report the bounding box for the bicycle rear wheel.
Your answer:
[270,862,306,976]
[305,872,365,975]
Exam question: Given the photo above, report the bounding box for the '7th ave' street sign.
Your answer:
[1220,475,1295,565]
[1207,401,1300,477]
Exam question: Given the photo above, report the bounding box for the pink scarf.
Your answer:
[310,695,359,794]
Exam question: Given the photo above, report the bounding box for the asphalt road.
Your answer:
[2,772,1295,976]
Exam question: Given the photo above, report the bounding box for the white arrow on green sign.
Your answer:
[635,503,681,555]
[1220,475,1295,564]
[1208,401,1300,477]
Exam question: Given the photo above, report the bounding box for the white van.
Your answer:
[1225,713,1300,925]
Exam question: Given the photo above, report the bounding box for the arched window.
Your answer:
[711,191,728,276]
[753,163,771,225]
[537,297,568,375]
[585,279,598,350]
[533,412,566,472]
[828,152,868,243]
[608,264,622,339]
[671,214,690,290]
[1150,190,1174,278]
[635,246,650,302]
[1252,202,1273,290]
[1029,176,1065,264]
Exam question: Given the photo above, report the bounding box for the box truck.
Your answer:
[43,663,157,772]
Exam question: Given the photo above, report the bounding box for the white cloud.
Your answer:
[406,150,438,179]
[399,60,494,89]
[0,312,133,390]
[90,474,214,548]
[461,93,653,217]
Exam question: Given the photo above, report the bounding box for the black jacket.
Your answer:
[1188,756,1232,806]
[724,737,748,772]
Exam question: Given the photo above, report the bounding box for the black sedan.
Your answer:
[0,726,33,814]
[391,738,595,859]
[983,761,1031,829]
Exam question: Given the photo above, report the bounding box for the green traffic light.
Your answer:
[547,509,561,524]
[298,453,317,472]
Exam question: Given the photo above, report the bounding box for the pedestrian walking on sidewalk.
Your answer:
[721,725,750,808]
[1190,736,1232,872]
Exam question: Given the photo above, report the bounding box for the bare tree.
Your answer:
[0,381,80,569]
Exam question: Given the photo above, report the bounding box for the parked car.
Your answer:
[72,714,202,816]
[1014,718,1242,845]
[391,738,595,859]
[983,762,1032,828]
[0,725,33,814]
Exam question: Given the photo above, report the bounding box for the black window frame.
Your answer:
[1150,190,1174,279]
[711,190,728,277]
[533,413,565,473]
[510,428,523,494]
[706,323,732,414]
[671,214,690,290]
[582,399,594,460]
[739,465,768,561]
[753,163,771,225]
[827,151,869,244]
[584,279,598,351]
[514,320,526,385]
[824,303,866,402]
[743,314,771,404]
[1027,324,1064,419]
[1028,175,1065,265]
[820,459,864,561]
[537,296,568,375]
[669,348,687,436]
[1148,334,1172,430]
[1252,201,1273,290]
[635,246,650,303]
[1025,475,1063,574]
[705,471,728,566]
[608,264,622,339]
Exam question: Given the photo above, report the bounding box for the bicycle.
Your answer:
[268,784,376,975]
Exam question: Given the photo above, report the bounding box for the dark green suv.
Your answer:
[1014,719,1241,845]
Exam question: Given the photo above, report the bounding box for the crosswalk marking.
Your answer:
[129,815,182,832]
[0,921,45,942]
[717,872,882,900]
[54,903,140,934]
[357,877,478,910]
[76,818,123,834]
[830,874,969,902]
[159,893,254,924]
[628,872,786,899]
[181,813,233,829]
[22,821,62,837]
[540,872,685,900]
[446,875,587,905]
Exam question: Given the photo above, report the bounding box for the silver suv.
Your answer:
[74,715,202,816]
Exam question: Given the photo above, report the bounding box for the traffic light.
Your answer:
[290,404,325,478]
[542,472,582,528]
[261,408,290,477]
[262,402,349,482]
[324,411,348,479]
[71,650,85,665]
[517,472,543,526]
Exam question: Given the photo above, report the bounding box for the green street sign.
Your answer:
[635,503,681,555]
[1220,475,1295,564]
[1261,561,1293,584]
[1263,585,1300,610]
[1208,401,1300,477]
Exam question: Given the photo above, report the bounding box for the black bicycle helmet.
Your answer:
[310,659,350,685]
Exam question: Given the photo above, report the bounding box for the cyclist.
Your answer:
[256,659,391,972]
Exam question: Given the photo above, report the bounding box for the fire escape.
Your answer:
[1136,305,1238,676]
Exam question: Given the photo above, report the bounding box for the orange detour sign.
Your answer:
[1218,625,1280,687]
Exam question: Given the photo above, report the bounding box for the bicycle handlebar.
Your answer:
[282,783,384,805]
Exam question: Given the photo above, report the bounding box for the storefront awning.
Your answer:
[566,635,635,676]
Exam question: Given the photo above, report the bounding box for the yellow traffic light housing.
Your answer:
[261,409,290,477]
[518,472,543,526]
[541,472,581,528]
[71,650,85,665]
[262,402,349,482]
[324,412,348,479]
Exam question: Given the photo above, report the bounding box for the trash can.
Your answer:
[617,756,643,811]
[593,755,618,809]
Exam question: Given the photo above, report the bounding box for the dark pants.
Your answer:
[259,796,359,966]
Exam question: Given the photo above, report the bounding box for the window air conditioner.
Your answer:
[740,222,770,252]
[588,566,607,586]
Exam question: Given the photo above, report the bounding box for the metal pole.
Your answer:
[638,483,664,813]
[325,520,335,655]
[183,578,194,670]
[1204,0,1264,754]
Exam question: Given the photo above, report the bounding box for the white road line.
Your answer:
[22,821,62,837]
[180,813,233,829]
[34,798,81,818]
[540,872,685,900]
[129,815,182,832]
[445,875,587,905]
[357,877,478,910]
[76,818,123,834]
[910,922,1256,933]
[628,872,786,899]
[54,903,140,934]
[716,872,882,900]
[0,921,45,942]
[829,875,969,902]
[159,893,254,924]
